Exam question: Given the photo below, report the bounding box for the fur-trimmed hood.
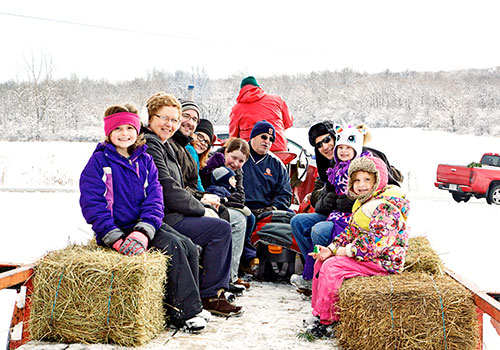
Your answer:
[347,156,388,203]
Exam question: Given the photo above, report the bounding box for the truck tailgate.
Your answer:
[436,164,472,185]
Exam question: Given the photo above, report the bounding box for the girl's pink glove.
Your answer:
[118,231,149,256]
[112,239,124,252]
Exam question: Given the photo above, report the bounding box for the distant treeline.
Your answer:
[1,67,500,141]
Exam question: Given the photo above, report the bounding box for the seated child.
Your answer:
[306,156,410,338]
[294,123,372,286]
[206,166,237,199]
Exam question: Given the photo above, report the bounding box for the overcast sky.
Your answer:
[1,0,500,82]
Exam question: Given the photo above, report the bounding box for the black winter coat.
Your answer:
[143,127,205,227]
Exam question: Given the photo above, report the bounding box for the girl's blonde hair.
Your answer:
[104,104,145,154]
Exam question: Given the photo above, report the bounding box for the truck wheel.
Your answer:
[452,193,470,203]
[488,185,500,205]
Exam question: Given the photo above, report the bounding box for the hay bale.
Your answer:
[404,236,444,275]
[28,243,168,347]
[336,272,479,350]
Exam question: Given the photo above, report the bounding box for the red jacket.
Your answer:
[229,85,293,152]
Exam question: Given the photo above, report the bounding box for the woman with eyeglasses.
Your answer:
[186,119,215,192]
[142,91,242,317]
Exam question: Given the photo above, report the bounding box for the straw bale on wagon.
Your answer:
[28,243,168,347]
[336,272,478,350]
[333,237,477,350]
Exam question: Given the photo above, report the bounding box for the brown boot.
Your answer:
[240,258,260,275]
[202,289,243,317]
[235,278,251,290]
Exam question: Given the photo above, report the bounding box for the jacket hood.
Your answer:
[347,156,388,203]
[236,85,266,103]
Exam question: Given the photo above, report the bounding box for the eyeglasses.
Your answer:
[182,113,199,123]
[195,132,210,147]
[153,114,179,124]
[315,134,333,149]
[260,134,275,143]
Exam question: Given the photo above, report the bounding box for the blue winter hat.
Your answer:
[240,76,260,89]
[250,120,276,140]
[211,166,236,186]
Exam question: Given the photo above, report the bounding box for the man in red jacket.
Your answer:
[229,76,294,152]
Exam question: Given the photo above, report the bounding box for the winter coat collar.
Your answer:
[171,129,193,147]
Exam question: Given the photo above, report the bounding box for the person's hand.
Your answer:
[308,245,333,261]
[204,208,219,218]
[201,193,220,210]
[252,206,277,216]
[112,239,124,252]
[336,195,354,213]
[118,231,148,256]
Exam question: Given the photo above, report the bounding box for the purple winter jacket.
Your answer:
[79,142,164,247]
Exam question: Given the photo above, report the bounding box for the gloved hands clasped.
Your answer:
[112,231,149,256]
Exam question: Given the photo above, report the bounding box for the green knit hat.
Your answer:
[240,76,259,89]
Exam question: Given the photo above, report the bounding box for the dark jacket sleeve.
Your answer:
[145,136,205,217]
[310,177,324,207]
[314,182,339,215]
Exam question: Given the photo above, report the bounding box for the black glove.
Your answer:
[314,192,338,214]
[251,206,276,217]
[336,195,355,213]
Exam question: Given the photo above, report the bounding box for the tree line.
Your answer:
[1,64,500,141]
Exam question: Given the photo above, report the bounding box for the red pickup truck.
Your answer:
[434,153,500,205]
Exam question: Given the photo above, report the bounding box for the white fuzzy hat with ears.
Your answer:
[333,123,370,161]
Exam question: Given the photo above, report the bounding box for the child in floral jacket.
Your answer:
[307,156,410,336]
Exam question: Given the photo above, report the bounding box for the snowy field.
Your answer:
[1,127,499,349]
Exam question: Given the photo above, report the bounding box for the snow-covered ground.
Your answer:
[1,127,499,349]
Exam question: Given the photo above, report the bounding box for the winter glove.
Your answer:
[118,231,149,256]
[251,206,276,217]
[112,239,124,252]
[336,195,355,213]
[314,192,338,214]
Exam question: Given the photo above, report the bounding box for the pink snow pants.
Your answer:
[311,256,388,324]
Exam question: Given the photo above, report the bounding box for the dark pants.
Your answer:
[173,216,232,298]
[241,213,257,263]
[150,224,202,321]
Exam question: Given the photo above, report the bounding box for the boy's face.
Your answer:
[352,170,376,195]
[337,145,355,162]
[228,176,237,188]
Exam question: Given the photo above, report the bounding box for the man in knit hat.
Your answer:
[229,76,294,152]
[242,120,293,216]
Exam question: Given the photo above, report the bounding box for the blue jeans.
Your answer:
[290,213,333,280]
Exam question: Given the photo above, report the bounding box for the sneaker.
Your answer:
[302,314,320,327]
[202,289,243,317]
[235,278,251,290]
[228,282,245,295]
[172,316,206,333]
[290,274,312,290]
[306,321,337,339]
[197,309,212,322]
[225,291,236,302]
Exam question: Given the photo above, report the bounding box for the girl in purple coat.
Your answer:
[80,104,210,332]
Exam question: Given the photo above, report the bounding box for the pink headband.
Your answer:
[103,112,141,136]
